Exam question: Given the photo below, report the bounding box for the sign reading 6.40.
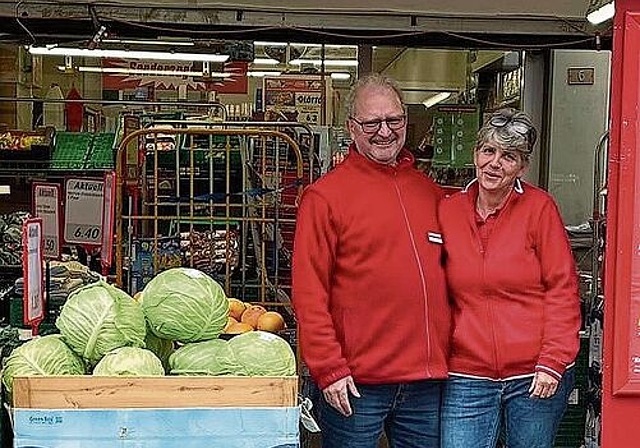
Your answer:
[64,178,104,246]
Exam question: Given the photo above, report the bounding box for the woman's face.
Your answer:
[474,144,527,194]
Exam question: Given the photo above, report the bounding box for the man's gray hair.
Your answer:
[345,73,405,119]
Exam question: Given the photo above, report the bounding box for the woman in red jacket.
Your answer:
[438,108,581,448]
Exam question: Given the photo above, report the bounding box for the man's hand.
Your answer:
[322,375,361,416]
[528,371,559,399]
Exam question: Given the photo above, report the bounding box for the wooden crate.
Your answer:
[13,376,298,409]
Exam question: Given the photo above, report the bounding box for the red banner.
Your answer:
[102,59,248,93]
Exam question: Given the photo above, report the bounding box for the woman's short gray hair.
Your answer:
[345,73,405,119]
[476,108,538,161]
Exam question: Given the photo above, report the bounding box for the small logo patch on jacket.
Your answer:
[427,232,443,244]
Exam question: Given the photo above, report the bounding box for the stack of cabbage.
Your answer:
[1,267,296,394]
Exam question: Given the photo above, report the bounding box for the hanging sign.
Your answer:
[263,75,326,125]
[100,171,116,271]
[32,182,62,259]
[22,218,44,333]
[64,177,104,246]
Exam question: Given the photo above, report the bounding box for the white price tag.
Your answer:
[64,178,105,245]
[33,183,61,259]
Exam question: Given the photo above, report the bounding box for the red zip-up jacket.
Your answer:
[292,146,451,390]
[438,179,581,381]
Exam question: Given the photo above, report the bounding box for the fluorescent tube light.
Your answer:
[253,41,288,47]
[289,59,358,67]
[30,46,229,62]
[587,1,615,24]
[330,72,351,80]
[247,71,282,77]
[0,186,10,195]
[102,39,195,46]
[57,65,230,78]
[422,92,452,109]
[252,58,280,65]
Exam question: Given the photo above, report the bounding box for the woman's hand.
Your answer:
[528,371,559,399]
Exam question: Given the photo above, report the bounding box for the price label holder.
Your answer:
[100,171,116,275]
[64,177,105,246]
[32,182,62,259]
[22,218,44,335]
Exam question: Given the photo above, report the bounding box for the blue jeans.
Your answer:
[317,380,443,448]
[441,368,575,448]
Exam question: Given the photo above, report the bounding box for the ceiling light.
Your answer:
[330,72,351,80]
[102,39,195,46]
[247,71,282,77]
[253,41,288,47]
[289,59,358,67]
[56,65,230,78]
[30,46,229,62]
[0,186,10,195]
[252,58,280,65]
[587,1,615,24]
[422,92,452,109]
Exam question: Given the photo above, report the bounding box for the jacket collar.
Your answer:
[462,177,526,195]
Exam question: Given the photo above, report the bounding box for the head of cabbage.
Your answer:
[141,268,229,343]
[228,331,296,376]
[93,347,165,376]
[2,335,85,394]
[169,338,246,376]
[55,280,147,366]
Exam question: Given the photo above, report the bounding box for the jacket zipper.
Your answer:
[393,174,432,377]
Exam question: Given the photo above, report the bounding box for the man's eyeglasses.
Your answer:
[350,115,407,134]
[488,114,537,149]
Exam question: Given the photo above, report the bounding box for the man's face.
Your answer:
[347,85,406,166]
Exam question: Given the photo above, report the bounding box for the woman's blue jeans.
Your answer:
[441,368,575,448]
[317,380,443,448]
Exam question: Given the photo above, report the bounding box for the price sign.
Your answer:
[64,178,104,246]
[22,218,44,331]
[33,182,61,259]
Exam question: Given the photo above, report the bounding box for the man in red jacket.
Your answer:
[292,73,451,448]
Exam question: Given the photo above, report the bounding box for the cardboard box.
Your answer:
[12,376,300,448]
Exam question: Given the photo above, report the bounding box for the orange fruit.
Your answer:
[257,311,286,332]
[224,316,238,332]
[228,298,246,320]
[241,305,267,329]
[225,321,254,334]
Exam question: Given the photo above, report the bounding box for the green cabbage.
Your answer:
[228,331,296,376]
[55,280,147,366]
[141,268,229,343]
[93,347,165,376]
[2,335,85,393]
[169,338,246,376]
[144,329,175,371]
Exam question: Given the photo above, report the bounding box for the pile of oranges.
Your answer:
[224,298,286,334]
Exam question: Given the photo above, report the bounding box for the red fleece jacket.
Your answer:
[438,179,581,380]
[292,146,451,389]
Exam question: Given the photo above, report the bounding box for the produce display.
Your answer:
[0,268,296,396]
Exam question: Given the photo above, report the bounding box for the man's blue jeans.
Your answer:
[317,380,443,448]
[441,368,575,448]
